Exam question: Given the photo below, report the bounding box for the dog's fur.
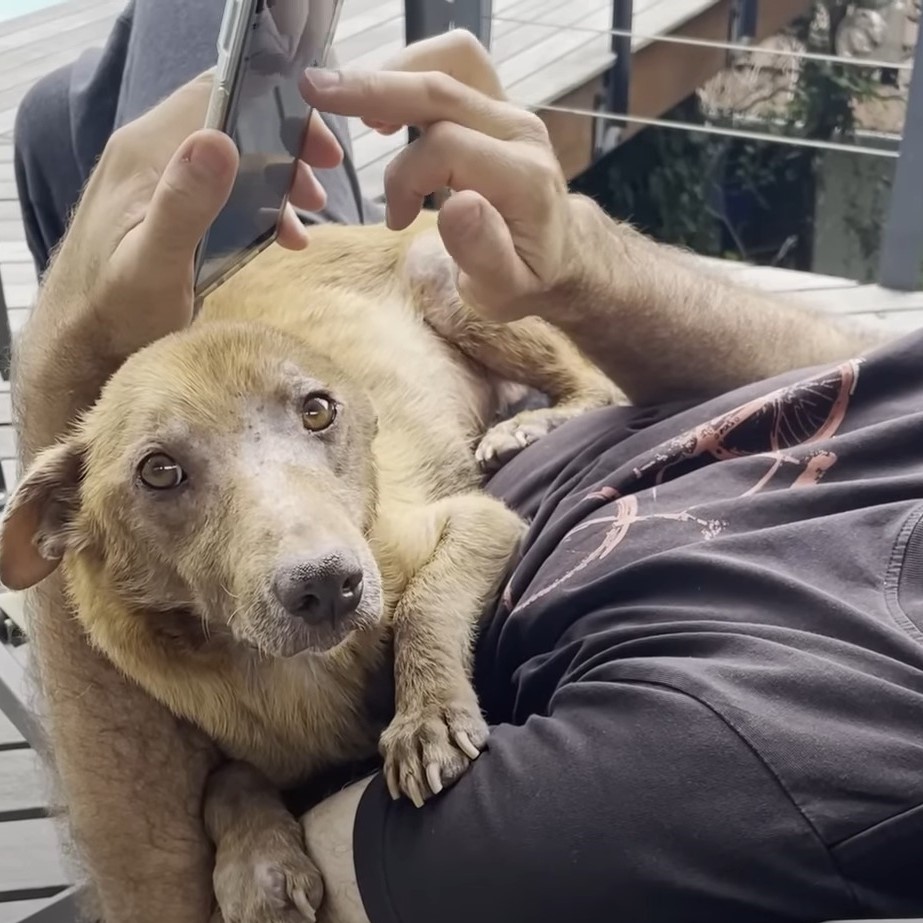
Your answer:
[0,211,621,921]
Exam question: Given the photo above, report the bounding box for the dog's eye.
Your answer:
[302,394,337,432]
[138,453,186,490]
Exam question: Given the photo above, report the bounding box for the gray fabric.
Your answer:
[14,0,383,276]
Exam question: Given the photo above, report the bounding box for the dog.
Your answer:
[0,211,622,921]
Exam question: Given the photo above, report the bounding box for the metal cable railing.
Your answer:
[491,15,916,73]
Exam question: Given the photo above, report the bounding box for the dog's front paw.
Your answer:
[213,819,323,923]
[476,411,561,473]
[379,691,489,808]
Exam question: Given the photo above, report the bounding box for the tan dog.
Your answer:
[0,212,620,921]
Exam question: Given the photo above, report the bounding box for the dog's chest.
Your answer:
[222,629,393,786]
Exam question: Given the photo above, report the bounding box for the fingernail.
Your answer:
[184,134,233,180]
[302,67,340,92]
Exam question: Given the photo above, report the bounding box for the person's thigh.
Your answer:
[348,672,862,923]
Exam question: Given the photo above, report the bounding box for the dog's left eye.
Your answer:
[138,452,186,490]
[302,393,337,432]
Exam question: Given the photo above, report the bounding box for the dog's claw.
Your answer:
[404,772,425,809]
[212,824,323,923]
[379,694,490,807]
[385,765,401,801]
[454,730,481,761]
[293,888,317,923]
[426,762,445,796]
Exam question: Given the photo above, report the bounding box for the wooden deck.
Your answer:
[2,0,923,917]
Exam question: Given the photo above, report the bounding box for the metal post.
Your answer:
[594,0,633,156]
[729,0,759,45]
[878,29,923,291]
[0,267,11,382]
[404,0,492,207]
[404,0,492,49]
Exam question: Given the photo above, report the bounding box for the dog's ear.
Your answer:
[0,440,85,590]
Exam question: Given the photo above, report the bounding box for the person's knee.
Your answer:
[13,65,72,177]
[13,64,81,273]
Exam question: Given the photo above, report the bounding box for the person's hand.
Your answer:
[300,30,581,324]
[46,69,343,358]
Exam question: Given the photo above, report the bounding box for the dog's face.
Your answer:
[0,322,384,657]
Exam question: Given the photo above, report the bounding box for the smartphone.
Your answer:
[193,0,345,300]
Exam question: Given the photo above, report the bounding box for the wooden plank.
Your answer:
[0,819,69,896]
[7,309,29,335]
[2,287,35,312]
[0,265,35,288]
[0,0,121,51]
[0,8,122,78]
[0,898,56,923]
[0,750,45,818]
[0,429,15,461]
[0,710,24,749]
[0,243,32,264]
[0,0,111,39]
[2,461,19,495]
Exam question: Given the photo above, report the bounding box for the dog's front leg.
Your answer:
[378,493,525,807]
[205,761,324,923]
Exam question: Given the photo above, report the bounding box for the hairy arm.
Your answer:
[551,196,886,406]
[13,277,220,923]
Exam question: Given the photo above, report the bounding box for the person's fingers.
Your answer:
[298,110,343,169]
[437,190,538,313]
[300,67,534,141]
[288,159,328,212]
[381,121,536,230]
[277,203,310,250]
[136,129,238,265]
[377,29,508,102]
[362,118,402,135]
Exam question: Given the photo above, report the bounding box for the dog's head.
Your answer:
[0,322,384,657]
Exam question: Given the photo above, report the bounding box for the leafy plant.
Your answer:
[574,0,895,271]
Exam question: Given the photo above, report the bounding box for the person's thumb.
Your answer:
[437,190,536,321]
[140,129,238,265]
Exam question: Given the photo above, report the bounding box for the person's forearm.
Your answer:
[548,195,887,406]
[13,274,131,464]
[14,288,218,923]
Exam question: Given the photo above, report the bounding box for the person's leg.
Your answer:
[13,65,84,276]
[14,0,381,275]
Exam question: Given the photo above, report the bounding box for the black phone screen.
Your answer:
[195,0,341,297]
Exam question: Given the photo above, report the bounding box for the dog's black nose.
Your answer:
[273,554,364,626]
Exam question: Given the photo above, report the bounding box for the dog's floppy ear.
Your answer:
[0,440,85,590]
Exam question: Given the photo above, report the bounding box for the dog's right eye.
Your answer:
[138,453,186,490]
